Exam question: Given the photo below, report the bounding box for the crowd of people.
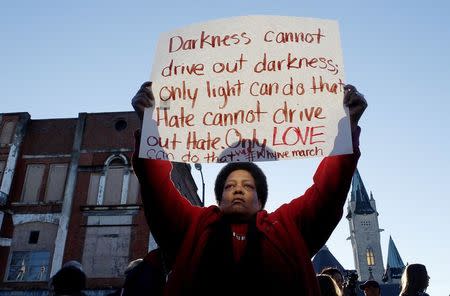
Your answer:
[46,82,431,295]
[48,258,431,295]
[314,263,431,296]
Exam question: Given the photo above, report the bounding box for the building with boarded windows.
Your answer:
[0,112,201,295]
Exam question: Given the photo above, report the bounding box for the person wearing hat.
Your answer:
[359,280,381,296]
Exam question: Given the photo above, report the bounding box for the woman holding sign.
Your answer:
[131,81,367,295]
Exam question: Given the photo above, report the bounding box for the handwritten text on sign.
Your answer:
[140,16,352,163]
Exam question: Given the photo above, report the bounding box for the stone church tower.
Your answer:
[346,169,385,282]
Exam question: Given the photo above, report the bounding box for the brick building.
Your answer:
[0,112,201,295]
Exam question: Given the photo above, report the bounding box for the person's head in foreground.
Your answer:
[49,260,86,296]
[400,263,430,296]
[317,274,342,296]
[359,280,381,296]
[321,267,344,291]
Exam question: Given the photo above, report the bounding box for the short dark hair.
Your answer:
[51,261,86,294]
[214,162,268,208]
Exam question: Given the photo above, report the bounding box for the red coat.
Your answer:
[133,146,359,295]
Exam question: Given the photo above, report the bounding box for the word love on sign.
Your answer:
[139,15,353,163]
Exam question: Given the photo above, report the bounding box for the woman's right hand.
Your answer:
[131,81,155,122]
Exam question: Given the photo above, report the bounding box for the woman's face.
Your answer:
[219,170,261,221]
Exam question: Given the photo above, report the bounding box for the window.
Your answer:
[127,172,140,204]
[366,247,375,266]
[21,164,45,203]
[45,164,68,202]
[82,225,131,277]
[28,231,40,244]
[104,165,125,205]
[8,222,57,282]
[114,119,127,131]
[90,155,133,206]
[7,251,50,281]
[0,121,15,146]
[87,173,101,205]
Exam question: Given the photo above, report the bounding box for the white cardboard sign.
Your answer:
[140,15,352,163]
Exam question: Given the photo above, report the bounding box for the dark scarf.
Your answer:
[190,215,269,296]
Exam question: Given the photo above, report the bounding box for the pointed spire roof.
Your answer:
[351,169,376,214]
[386,236,405,269]
[312,245,345,275]
[384,236,405,281]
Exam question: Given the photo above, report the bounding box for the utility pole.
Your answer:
[194,163,205,206]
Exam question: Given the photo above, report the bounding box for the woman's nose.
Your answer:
[233,184,244,192]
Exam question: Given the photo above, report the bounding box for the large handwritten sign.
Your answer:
[140,16,352,163]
